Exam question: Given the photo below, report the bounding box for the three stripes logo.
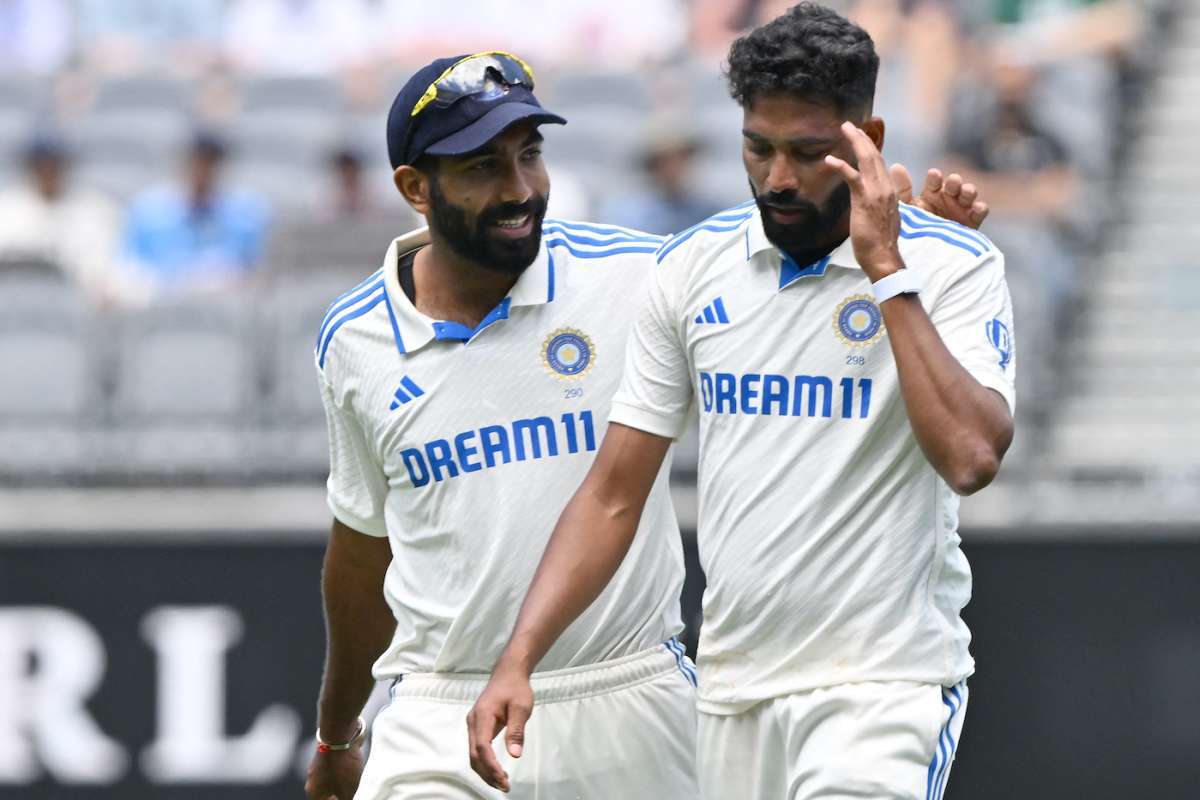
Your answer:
[694,297,731,325]
[388,375,425,411]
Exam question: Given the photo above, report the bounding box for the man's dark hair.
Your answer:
[725,2,879,116]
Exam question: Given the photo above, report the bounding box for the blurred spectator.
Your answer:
[532,0,689,66]
[0,135,125,303]
[688,0,746,61]
[373,0,687,68]
[224,0,372,76]
[979,0,1144,182]
[121,132,270,298]
[946,66,1078,233]
[944,63,1080,416]
[979,0,1141,62]
[849,0,961,180]
[321,145,374,220]
[600,119,724,235]
[0,0,71,74]
[74,0,225,76]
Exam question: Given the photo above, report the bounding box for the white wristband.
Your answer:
[871,269,922,304]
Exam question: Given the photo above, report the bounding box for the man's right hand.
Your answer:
[466,662,535,793]
[304,744,366,800]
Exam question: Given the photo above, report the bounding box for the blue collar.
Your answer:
[778,254,833,290]
[430,297,512,342]
[383,230,557,353]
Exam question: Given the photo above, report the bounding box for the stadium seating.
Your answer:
[0,275,95,420]
[1045,2,1200,481]
[0,22,1172,494]
[111,297,256,423]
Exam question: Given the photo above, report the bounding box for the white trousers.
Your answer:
[356,639,700,800]
[698,681,968,800]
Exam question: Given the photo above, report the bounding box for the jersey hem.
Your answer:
[609,401,687,440]
[327,495,388,537]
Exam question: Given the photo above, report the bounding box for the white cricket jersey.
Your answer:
[609,201,1016,713]
[316,220,685,678]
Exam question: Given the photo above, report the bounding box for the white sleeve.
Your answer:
[609,262,694,439]
[317,368,389,537]
[928,250,1018,415]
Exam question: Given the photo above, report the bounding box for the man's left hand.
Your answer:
[889,163,989,230]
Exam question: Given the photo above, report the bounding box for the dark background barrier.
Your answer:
[1,532,1198,798]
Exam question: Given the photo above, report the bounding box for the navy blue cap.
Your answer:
[386,54,566,169]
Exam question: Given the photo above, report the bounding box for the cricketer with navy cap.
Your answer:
[306,49,990,800]
[303,52,701,800]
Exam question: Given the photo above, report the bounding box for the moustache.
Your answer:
[478,196,548,228]
[757,192,820,215]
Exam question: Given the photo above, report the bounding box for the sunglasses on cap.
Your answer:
[411,51,537,119]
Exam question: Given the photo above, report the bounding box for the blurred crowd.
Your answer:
[0,0,1171,475]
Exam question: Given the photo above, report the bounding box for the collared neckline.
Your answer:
[741,207,859,291]
[381,226,556,354]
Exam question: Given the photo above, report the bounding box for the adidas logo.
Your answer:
[694,297,730,325]
[389,376,425,410]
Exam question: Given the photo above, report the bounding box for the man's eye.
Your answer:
[522,148,543,160]
[470,159,496,171]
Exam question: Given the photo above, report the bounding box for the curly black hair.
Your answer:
[725,2,879,116]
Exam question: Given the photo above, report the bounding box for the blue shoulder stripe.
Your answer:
[383,286,406,355]
[899,209,989,257]
[317,269,383,337]
[543,219,664,243]
[696,202,756,226]
[544,237,660,259]
[316,277,385,350]
[900,205,992,251]
[711,199,756,218]
[318,288,386,369]
[663,201,755,242]
[542,226,664,249]
[898,227,982,257]
[656,215,753,264]
[900,214,991,255]
[319,268,383,325]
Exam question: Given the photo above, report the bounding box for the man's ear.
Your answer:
[394,164,432,216]
[861,116,886,153]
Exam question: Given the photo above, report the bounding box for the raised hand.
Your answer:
[825,121,905,282]
[890,163,988,230]
[466,664,535,793]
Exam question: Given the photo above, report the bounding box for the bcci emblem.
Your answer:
[833,295,884,347]
[543,328,595,379]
